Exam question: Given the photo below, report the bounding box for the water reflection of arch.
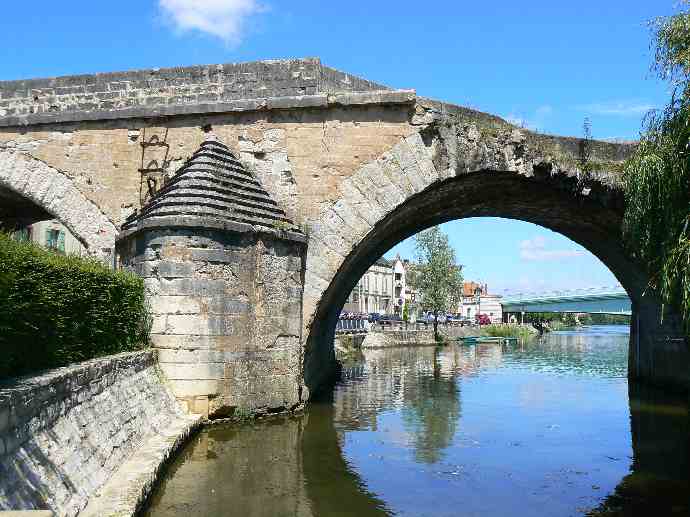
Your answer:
[301,346,473,514]
[301,403,391,516]
[588,384,690,515]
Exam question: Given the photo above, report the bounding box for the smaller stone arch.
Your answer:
[0,148,117,257]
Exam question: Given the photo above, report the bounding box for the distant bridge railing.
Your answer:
[335,317,368,334]
[501,286,631,315]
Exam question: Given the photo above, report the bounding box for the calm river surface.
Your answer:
[145,326,690,516]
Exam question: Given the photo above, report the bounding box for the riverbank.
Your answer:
[0,351,202,517]
[361,329,438,348]
[481,323,538,340]
[344,324,539,352]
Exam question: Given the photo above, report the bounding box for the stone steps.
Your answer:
[79,413,202,517]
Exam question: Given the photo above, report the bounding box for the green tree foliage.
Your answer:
[623,2,690,332]
[0,234,150,378]
[562,313,579,327]
[413,226,463,340]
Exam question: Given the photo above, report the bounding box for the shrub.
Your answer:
[0,234,150,379]
[481,324,535,341]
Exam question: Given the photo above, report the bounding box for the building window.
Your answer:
[45,229,65,254]
[13,227,31,242]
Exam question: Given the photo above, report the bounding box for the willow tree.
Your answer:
[623,2,690,332]
[413,226,463,341]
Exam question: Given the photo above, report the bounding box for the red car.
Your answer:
[475,314,491,325]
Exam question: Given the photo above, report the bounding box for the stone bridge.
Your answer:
[1,57,687,417]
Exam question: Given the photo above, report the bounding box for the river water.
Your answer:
[145,326,690,516]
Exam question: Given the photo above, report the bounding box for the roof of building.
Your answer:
[463,281,488,297]
[121,136,298,234]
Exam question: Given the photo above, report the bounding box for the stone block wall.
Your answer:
[0,58,392,126]
[118,227,307,417]
[629,297,690,392]
[361,330,437,348]
[0,350,185,517]
[0,59,321,121]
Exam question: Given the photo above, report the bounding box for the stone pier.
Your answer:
[116,137,307,418]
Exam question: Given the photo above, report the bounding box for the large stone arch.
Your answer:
[302,122,688,396]
[0,148,117,257]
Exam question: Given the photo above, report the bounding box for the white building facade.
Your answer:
[458,282,503,323]
[343,258,394,314]
[343,255,412,316]
[13,219,85,255]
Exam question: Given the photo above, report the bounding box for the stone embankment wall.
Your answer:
[361,327,484,349]
[362,329,437,348]
[333,334,366,356]
[0,351,193,517]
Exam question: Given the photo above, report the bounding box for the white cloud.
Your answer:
[158,0,264,44]
[577,101,654,117]
[519,235,585,262]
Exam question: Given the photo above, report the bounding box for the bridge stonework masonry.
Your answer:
[1,58,688,416]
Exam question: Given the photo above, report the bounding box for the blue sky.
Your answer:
[384,219,620,295]
[1,0,678,293]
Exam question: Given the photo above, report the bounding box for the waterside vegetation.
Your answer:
[0,233,150,379]
[413,226,464,341]
[622,2,690,334]
[481,324,536,341]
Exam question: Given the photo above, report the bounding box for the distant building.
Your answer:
[343,255,419,316]
[392,258,407,315]
[458,282,503,323]
[402,259,421,321]
[13,219,85,255]
[343,257,394,314]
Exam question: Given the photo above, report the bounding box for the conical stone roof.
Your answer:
[121,137,298,235]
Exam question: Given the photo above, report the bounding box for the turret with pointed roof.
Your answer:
[114,135,307,418]
[119,135,302,239]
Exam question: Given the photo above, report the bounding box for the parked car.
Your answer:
[475,313,491,325]
[379,314,402,325]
